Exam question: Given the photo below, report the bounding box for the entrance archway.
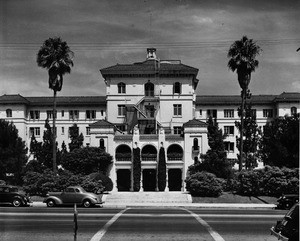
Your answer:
[143,169,156,191]
[117,169,131,191]
[168,169,182,191]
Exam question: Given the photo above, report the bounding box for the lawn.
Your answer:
[192,192,278,204]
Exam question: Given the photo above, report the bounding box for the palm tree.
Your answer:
[37,37,74,174]
[227,36,261,171]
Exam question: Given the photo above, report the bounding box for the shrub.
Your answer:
[228,166,299,197]
[89,172,113,192]
[23,170,105,195]
[185,171,225,197]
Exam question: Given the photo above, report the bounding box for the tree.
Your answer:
[235,99,262,169]
[259,114,299,168]
[189,117,233,179]
[227,36,261,171]
[0,119,28,184]
[157,146,166,191]
[68,124,84,152]
[37,37,74,175]
[61,147,113,175]
[29,119,61,170]
[132,147,141,191]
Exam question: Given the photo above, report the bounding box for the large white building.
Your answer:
[0,48,299,192]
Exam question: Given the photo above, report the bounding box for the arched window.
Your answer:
[193,138,199,150]
[291,106,297,115]
[173,82,181,94]
[6,109,12,118]
[99,138,105,150]
[118,82,126,94]
[145,81,154,97]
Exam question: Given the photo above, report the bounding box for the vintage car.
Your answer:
[271,203,299,241]
[276,194,299,210]
[43,186,104,208]
[0,185,32,207]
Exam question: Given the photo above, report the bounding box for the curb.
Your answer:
[31,201,276,209]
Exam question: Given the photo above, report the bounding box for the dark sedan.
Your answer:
[0,185,32,207]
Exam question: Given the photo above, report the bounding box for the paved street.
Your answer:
[0,206,286,241]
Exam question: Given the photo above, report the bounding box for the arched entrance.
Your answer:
[168,169,182,191]
[115,144,132,162]
[143,169,156,191]
[117,169,131,191]
[167,144,183,161]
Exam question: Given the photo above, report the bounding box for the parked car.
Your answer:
[0,185,32,207]
[271,203,299,241]
[276,194,299,210]
[43,186,104,208]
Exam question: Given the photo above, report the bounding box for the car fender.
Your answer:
[43,196,63,205]
[12,195,26,205]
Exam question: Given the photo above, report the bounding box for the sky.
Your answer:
[0,0,299,97]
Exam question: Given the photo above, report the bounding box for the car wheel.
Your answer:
[12,198,22,207]
[46,199,56,207]
[83,199,92,208]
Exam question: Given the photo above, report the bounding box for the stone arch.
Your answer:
[167,144,183,161]
[115,144,132,162]
[141,144,157,161]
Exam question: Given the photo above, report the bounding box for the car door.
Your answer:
[0,187,10,203]
[61,188,76,203]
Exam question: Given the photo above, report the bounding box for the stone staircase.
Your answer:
[104,192,192,205]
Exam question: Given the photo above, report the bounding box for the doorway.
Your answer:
[143,169,156,191]
[168,169,182,191]
[117,169,131,191]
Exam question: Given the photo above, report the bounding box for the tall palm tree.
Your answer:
[227,36,261,171]
[37,37,74,174]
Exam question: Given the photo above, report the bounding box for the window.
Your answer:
[62,127,65,135]
[251,109,257,117]
[29,110,40,120]
[6,109,12,118]
[224,142,234,152]
[207,109,217,118]
[173,104,182,117]
[69,110,79,120]
[118,82,126,94]
[263,109,273,118]
[173,126,182,135]
[86,127,90,135]
[199,109,202,116]
[101,110,104,116]
[118,105,126,116]
[61,110,64,117]
[224,126,234,135]
[100,138,105,150]
[291,107,297,115]
[47,110,53,119]
[29,127,40,137]
[173,82,181,94]
[145,81,154,97]
[224,109,234,118]
[86,110,96,119]
[117,124,126,132]
[193,138,199,150]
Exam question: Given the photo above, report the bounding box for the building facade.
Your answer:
[0,48,299,192]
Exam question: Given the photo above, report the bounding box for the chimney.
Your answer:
[146,48,157,60]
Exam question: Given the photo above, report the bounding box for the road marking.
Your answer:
[182,208,225,241]
[90,208,129,241]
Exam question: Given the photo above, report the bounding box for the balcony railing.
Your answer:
[141,154,157,162]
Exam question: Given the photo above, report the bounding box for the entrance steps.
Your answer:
[104,191,192,205]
